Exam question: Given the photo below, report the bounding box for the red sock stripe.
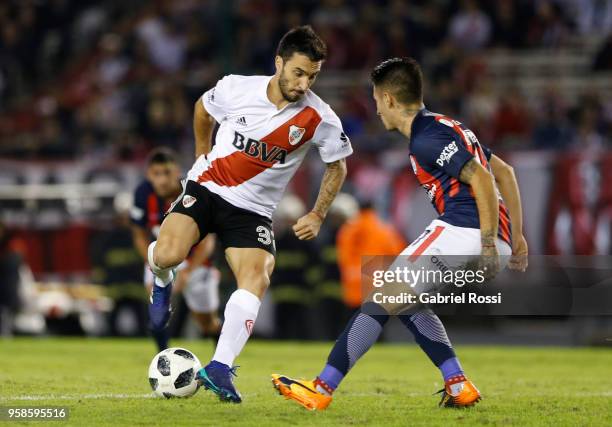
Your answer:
[445,374,467,385]
[314,377,334,395]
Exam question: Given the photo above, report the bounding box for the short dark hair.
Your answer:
[371,57,423,105]
[146,147,177,166]
[276,25,327,62]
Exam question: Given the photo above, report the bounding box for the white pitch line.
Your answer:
[0,393,156,402]
[2,390,611,403]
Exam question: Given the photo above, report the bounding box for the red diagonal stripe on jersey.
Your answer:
[408,225,445,262]
[411,154,445,214]
[449,178,460,196]
[147,193,159,228]
[499,202,512,245]
[198,106,322,187]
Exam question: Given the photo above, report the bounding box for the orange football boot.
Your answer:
[437,374,481,408]
[271,374,332,411]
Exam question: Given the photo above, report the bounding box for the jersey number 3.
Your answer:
[256,226,272,246]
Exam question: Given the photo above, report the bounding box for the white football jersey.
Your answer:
[186,74,353,218]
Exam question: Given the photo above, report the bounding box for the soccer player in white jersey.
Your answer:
[147,26,353,403]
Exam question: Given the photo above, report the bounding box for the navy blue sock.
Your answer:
[151,326,169,352]
[318,303,389,392]
[398,308,463,381]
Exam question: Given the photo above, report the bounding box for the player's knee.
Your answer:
[153,239,186,268]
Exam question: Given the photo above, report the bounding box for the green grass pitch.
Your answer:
[0,338,611,426]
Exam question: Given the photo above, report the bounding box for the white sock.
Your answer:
[212,289,261,366]
[147,241,175,287]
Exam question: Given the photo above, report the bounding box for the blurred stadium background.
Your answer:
[1,0,611,345]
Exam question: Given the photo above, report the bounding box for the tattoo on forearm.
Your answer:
[459,159,478,184]
[481,229,496,246]
[313,159,346,218]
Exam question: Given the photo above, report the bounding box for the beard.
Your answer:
[279,70,305,102]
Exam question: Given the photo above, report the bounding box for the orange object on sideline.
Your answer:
[336,209,406,308]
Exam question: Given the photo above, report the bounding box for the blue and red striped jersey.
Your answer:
[130,180,170,239]
[409,108,512,246]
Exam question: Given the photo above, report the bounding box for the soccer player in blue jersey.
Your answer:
[131,148,221,351]
[272,57,528,409]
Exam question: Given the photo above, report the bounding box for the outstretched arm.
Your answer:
[293,158,347,240]
[459,158,500,277]
[489,154,528,271]
[193,98,216,158]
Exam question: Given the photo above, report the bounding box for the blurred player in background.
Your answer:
[272,57,529,410]
[146,25,352,404]
[130,148,220,351]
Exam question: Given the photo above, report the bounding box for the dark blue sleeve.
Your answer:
[130,182,148,227]
[481,144,492,161]
[411,128,475,178]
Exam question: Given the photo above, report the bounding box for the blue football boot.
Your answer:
[196,361,242,403]
[148,271,175,331]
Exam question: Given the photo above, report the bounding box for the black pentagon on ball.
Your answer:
[163,392,173,399]
[157,355,171,376]
[174,368,194,389]
[149,378,158,390]
[173,349,195,360]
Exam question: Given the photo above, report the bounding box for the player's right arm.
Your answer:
[193,98,216,158]
[195,75,235,158]
[489,154,528,271]
[458,159,501,277]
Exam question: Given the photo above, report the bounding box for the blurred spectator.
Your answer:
[311,0,356,29]
[492,90,532,148]
[573,105,605,150]
[0,0,610,163]
[490,0,526,48]
[568,0,612,36]
[449,0,492,51]
[532,87,574,150]
[463,75,497,142]
[336,200,406,309]
[136,11,187,74]
[526,1,570,47]
[593,34,612,71]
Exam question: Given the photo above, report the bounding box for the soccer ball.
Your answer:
[148,347,202,398]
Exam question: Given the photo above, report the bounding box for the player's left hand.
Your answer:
[293,212,323,240]
[479,244,500,280]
